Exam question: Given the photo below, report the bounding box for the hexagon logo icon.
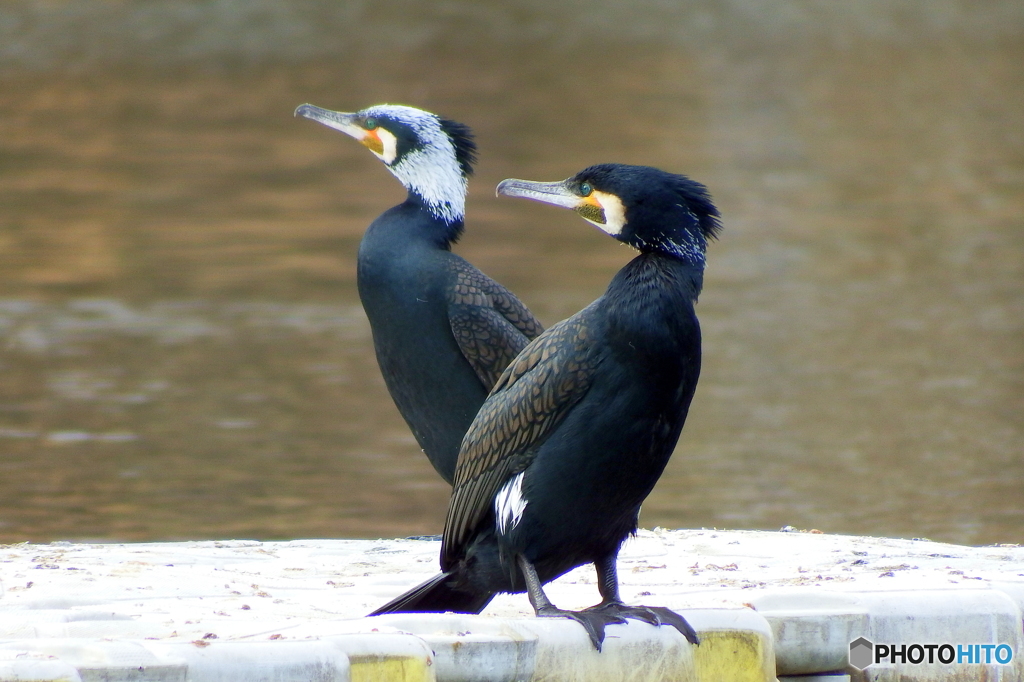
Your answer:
[849,637,874,670]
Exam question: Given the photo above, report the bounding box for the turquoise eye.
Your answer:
[363,117,378,130]
[579,182,593,197]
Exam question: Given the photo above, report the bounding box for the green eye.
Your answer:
[363,117,378,130]
[579,182,593,197]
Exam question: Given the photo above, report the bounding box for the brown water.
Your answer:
[1,2,1022,545]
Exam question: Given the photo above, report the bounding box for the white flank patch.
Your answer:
[361,104,468,225]
[494,472,528,536]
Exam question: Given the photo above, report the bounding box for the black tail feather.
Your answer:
[368,571,495,616]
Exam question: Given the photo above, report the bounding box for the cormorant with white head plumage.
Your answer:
[295,103,543,485]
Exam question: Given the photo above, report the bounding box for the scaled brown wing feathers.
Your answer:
[447,262,543,389]
[441,310,600,568]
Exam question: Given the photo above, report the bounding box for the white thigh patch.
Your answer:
[494,472,528,536]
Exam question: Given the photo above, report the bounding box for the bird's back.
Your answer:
[357,202,540,483]
[514,256,701,571]
[442,252,702,583]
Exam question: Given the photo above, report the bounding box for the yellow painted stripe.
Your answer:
[694,630,775,682]
[349,654,434,682]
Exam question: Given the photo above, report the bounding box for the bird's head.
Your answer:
[497,164,721,264]
[295,103,477,226]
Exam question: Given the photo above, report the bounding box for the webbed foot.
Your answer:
[583,602,700,646]
[535,604,628,651]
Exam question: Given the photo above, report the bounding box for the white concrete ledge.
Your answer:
[1,529,1022,681]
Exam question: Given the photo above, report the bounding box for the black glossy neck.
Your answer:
[609,251,703,303]
[402,191,465,248]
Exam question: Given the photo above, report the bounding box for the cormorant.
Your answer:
[369,164,720,650]
[294,103,543,485]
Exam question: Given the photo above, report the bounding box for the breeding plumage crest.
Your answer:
[358,104,474,227]
[439,118,477,178]
[665,173,722,241]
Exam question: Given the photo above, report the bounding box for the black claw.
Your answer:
[573,614,606,651]
[639,606,700,646]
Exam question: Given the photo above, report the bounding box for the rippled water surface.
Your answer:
[1,1,1022,545]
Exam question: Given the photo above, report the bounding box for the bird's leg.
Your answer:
[517,554,558,613]
[516,555,624,651]
[584,554,700,646]
[594,552,623,606]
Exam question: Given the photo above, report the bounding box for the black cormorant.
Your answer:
[369,164,720,650]
[294,103,543,485]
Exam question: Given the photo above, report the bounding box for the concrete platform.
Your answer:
[1,529,1021,681]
